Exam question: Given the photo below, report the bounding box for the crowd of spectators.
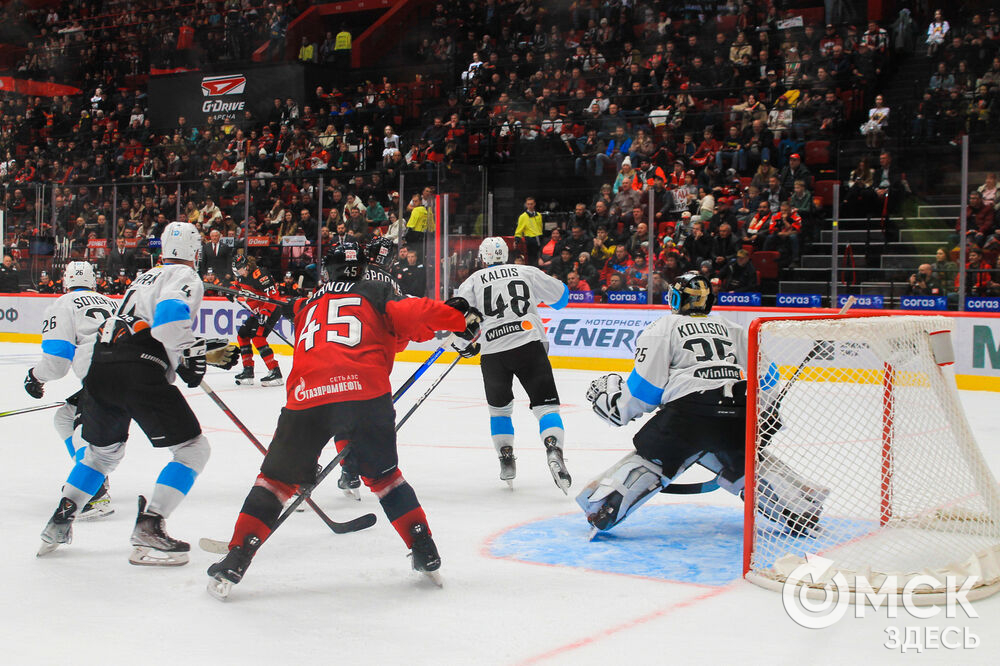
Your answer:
[908,9,1000,144]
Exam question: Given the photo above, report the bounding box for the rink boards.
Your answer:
[2,294,1000,391]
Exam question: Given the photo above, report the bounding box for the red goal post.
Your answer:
[743,313,1000,603]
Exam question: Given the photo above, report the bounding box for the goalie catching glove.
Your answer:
[586,373,628,426]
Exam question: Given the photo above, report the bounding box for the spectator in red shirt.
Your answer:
[958,190,995,247]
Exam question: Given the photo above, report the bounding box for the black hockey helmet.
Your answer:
[366,236,396,268]
[668,271,714,315]
[324,241,367,280]
[232,253,248,274]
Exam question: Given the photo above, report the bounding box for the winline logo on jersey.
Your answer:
[485,320,533,342]
[293,374,362,402]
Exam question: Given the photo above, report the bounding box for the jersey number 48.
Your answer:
[299,298,362,351]
[483,280,530,318]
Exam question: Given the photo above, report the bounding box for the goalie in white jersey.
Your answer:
[24,261,117,519]
[454,237,572,492]
[579,272,826,534]
[37,222,238,565]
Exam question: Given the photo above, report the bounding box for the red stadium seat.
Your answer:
[751,251,780,281]
[804,140,830,166]
[813,180,837,208]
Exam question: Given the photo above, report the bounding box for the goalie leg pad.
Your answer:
[755,451,829,536]
[576,453,669,531]
[488,402,515,455]
[697,451,746,497]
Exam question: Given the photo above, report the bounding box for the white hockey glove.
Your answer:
[177,339,208,388]
[204,337,240,369]
[586,373,627,426]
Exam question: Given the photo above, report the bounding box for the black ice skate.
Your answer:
[37,497,77,557]
[78,481,114,521]
[338,466,361,501]
[235,366,254,385]
[544,436,572,495]
[498,445,516,489]
[206,535,261,601]
[409,523,442,587]
[129,495,190,566]
[260,366,283,387]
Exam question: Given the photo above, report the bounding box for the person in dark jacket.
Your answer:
[719,250,759,292]
[0,255,20,293]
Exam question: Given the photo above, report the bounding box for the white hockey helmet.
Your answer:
[162,221,202,266]
[478,237,509,266]
[63,261,96,291]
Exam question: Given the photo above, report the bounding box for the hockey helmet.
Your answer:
[161,221,202,266]
[324,241,367,280]
[366,236,396,269]
[63,261,96,291]
[232,253,249,275]
[668,271,714,315]
[478,237,509,266]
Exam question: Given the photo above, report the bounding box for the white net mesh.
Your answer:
[747,315,1000,599]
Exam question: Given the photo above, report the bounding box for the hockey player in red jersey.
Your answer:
[231,254,284,386]
[207,241,481,595]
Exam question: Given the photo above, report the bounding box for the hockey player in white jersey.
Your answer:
[454,237,572,492]
[37,222,238,564]
[579,271,826,534]
[23,261,117,519]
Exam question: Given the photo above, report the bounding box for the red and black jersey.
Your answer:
[285,279,466,409]
[235,267,280,316]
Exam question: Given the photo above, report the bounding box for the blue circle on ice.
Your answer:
[487,504,744,587]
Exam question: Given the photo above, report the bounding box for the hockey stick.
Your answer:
[199,380,376,534]
[211,283,288,306]
[0,402,64,418]
[392,334,458,403]
[200,443,359,556]
[203,373,454,558]
[233,295,295,347]
[396,353,463,430]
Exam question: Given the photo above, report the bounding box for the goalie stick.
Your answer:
[0,402,64,418]
[199,380,376,534]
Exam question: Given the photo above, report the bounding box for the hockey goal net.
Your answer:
[744,314,1000,603]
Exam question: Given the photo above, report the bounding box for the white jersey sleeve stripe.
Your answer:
[625,369,663,406]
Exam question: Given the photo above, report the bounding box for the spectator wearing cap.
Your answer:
[719,249,759,293]
[779,153,814,192]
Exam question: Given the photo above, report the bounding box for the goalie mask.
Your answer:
[668,271,714,315]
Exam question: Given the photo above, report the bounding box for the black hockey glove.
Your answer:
[452,340,481,359]
[177,340,207,388]
[204,338,240,370]
[444,296,483,341]
[24,368,44,399]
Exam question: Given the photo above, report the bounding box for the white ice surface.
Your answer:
[2,341,999,666]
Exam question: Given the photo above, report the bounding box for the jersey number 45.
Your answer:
[298,298,362,350]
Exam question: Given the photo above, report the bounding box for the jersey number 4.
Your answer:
[299,298,362,351]
[483,280,530,318]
